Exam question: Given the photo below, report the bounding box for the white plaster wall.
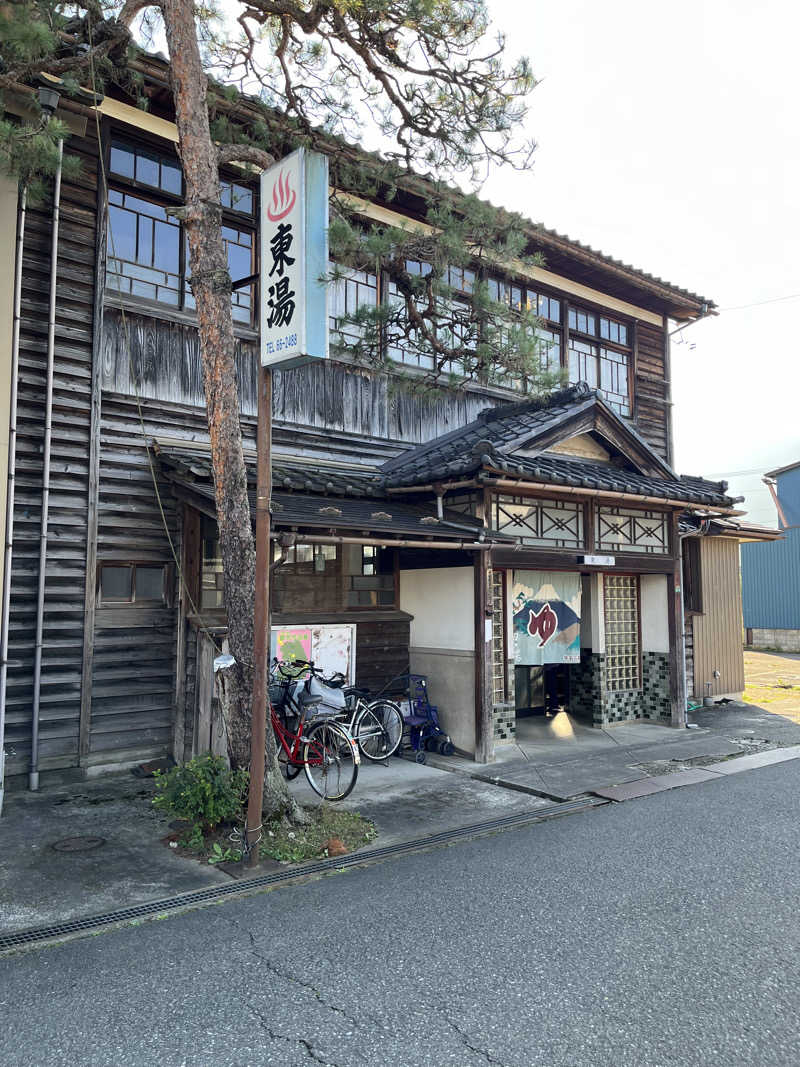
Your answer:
[584,573,605,653]
[399,567,474,651]
[640,574,669,653]
[579,575,592,648]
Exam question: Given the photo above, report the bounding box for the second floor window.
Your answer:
[567,306,632,416]
[106,138,256,325]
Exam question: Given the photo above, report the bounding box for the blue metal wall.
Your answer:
[741,466,800,629]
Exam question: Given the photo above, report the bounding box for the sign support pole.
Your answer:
[246,364,272,866]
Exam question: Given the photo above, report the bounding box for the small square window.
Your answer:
[100,565,133,602]
[136,565,166,601]
[99,563,169,606]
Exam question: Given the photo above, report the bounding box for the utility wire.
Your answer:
[718,292,800,313]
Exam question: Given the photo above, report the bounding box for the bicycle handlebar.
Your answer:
[271,658,347,688]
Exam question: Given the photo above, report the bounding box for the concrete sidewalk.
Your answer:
[0,758,548,936]
[4,699,798,938]
[427,703,800,800]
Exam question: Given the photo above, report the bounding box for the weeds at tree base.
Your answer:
[162,804,376,867]
[259,807,377,864]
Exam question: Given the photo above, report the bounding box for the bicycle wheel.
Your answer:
[302,720,359,801]
[356,700,404,761]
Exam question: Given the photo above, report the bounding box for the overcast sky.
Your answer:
[479,0,799,524]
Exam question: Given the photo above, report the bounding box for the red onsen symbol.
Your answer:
[527,602,558,647]
[267,169,297,221]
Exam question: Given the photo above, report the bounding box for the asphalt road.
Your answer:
[3,762,800,1067]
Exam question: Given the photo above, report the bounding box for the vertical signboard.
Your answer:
[260,148,329,369]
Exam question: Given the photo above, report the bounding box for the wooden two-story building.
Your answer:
[0,56,767,801]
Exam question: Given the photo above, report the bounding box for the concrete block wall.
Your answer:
[747,628,800,654]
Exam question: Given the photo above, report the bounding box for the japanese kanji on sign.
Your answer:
[259,148,329,369]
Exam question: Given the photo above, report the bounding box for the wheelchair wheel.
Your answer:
[414,750,426,764]
[438,739,455,756]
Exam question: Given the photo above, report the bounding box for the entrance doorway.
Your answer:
[514,664,570,717]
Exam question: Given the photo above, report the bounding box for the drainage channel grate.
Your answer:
[0,796,605,951]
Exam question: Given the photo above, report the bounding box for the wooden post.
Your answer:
[666,513,686,727]
[474,550,494,763]
[246,366,271,866]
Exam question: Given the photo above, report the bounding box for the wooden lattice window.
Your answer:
[596,507,668,555]
[491,495,584,549]
[604,575,641,691]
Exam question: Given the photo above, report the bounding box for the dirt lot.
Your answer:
[742,649,800,721]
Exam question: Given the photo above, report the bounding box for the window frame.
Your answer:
[322,240,639,414]
[96,561,173,608]
[104,130,258,328]
[566,301,634,416]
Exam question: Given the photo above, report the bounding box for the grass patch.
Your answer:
[260,807,377,864]
[163,807,377,867]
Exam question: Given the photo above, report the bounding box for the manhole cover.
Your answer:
[51,836,106,853]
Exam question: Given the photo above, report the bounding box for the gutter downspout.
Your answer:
[29,139,63,791]
[0,185,27,816]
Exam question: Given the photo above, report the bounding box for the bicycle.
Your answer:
[272,659,404,762]
[269,665,359,800]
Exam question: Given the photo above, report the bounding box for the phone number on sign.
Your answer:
[264,333,298,356]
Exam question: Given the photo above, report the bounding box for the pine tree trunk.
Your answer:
[160,0,295,819]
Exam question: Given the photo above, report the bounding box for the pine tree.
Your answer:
[1,0,554,821]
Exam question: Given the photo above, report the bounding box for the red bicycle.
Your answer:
[270,669,359,801]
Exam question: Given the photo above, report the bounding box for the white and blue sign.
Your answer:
[260,148,329,369]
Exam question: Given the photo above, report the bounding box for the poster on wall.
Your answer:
[311,625,355,684]
[512,571,581,665]
[270,624,356,683]
[270,627,312,665]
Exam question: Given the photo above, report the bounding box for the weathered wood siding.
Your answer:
[102,309,504,449]
[692,539,745,698]
[86,394,194,767]
[355,618,410,693]
[5,123,99,778]
[635,321,670,461]
[102,309,672,458]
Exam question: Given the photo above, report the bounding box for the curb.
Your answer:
[591,744,800,802]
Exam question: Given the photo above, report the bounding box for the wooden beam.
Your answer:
[474,550,494,763]
[173,504,201,762]
[667,514,686,727]
[489,546,674,573]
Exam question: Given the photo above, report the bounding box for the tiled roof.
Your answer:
[492,455,732,508]
[156,443,384,498]
[157,445,504,542]
[380,385,600,482]
[379,384,734,508]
